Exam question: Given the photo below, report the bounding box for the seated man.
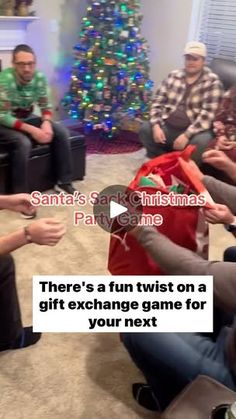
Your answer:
[0,193,66,351]
[140,41,223,164]
[0,44,77,198]
[123,168,236,413]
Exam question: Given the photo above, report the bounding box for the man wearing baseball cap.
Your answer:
[140,41,224,164]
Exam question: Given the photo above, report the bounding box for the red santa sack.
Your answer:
[108,146,213,276]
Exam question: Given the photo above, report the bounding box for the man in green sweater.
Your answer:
[0,44,76,204]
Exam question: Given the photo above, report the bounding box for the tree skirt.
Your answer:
[73,128,143,154]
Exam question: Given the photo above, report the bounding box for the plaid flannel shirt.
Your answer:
[150,67,224,138]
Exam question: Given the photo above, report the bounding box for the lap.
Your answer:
[123,328,232,383]
[0,126,32,149]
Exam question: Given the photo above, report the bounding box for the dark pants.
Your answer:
[123,250,236,410]
[224,246,236,262]
[123,327,236,411]
[0,254,22,346]
[139,121,213,165]
[0,117,73,193]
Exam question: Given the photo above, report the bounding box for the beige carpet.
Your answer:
[0,149,233,419]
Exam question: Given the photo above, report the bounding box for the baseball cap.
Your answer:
[184,41,207,58]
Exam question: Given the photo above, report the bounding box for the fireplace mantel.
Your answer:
[0,16,38,51]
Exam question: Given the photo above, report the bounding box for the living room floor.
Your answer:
[0,149,233,419]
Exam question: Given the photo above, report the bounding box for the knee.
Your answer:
[223,246,236,262]
[190,130,213,147]
[0,254,15,277]
[121,333,132,350]
[122,333,141,355]
[14,134,32,154]
[52,122,70,140]
[139,121,153,144]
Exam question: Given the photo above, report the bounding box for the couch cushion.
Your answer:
[210,58,236,90]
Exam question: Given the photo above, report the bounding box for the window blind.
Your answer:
[198,0,236,63]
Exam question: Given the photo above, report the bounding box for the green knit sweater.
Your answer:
[0,68,52,129]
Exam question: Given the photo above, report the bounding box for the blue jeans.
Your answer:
[122,328,236,410]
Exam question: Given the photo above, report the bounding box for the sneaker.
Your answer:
[21,211,37,219]
[54,183,79,195]
[132,383,161,412]
[0,326,41,352]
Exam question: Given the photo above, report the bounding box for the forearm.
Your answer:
[136,227,210,275]
[203,176,236,213]
[150,103,164,126]
[20,122,36,135]
[150,81,168,126]
[185,110,215,138]
[221,160,236,183]
[0,229,28,255]
[135,227,236,312]
[0,113,22,129]
[0,196,13,210]
[185,83,223,138]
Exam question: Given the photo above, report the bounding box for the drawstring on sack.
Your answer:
[111,227,130,252]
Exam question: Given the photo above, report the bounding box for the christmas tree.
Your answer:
[63,0,153,137]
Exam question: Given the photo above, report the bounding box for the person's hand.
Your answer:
[152,124,166,144]
[216,136,235,150]
[173,134,189,151]
[41,120,53,142]
[213,121,225,133]
[26,125,52,144]
[204,203,234,225]
[27,218,66,246]
[4,193,37,215]
[202,149,232,171]
[128,225,142,238]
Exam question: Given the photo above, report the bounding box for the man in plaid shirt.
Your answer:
[140,42,224,164]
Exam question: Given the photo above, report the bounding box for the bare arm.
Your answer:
[0,229,28,255]
[203,175,236,214]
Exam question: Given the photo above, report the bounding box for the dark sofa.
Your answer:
[210,58,236,90]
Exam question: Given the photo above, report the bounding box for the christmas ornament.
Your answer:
[63,0,153,137]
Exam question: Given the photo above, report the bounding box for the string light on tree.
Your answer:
[63,0,153,138]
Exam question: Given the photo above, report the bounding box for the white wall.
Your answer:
[26,0,194,114]
[141,0,194,88]
[26,0,87,114]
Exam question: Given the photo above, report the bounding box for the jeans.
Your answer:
[0,254,22,346]
[0,116,73,193]
[122,328,236,410]
[139,121,213,165]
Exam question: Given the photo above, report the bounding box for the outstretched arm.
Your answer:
[131,226,236,313]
